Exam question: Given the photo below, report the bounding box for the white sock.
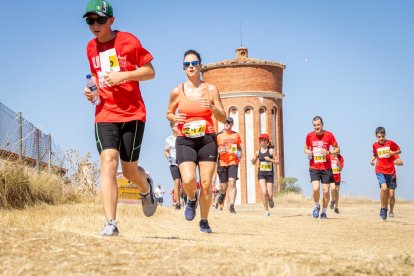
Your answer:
[315,203,320,208]
[322,208,327,214]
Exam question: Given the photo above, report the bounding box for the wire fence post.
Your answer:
[35,128,40,173]
[48,134,52,173]
[18,112,23,159]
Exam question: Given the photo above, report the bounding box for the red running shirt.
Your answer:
[306,130,338,170]
[372,140,400,175]
[217,130,242,166]
[86,31,153,123]
[330,154,344,183]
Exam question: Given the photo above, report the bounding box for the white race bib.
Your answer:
[313,147,326,163]
[377,147,390,159]
[182,120,206,138]
[332,162,340,174]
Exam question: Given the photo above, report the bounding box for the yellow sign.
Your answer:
[117,173,141,200]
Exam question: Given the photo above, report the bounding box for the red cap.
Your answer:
[259,133,270,140]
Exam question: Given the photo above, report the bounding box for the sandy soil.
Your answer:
[1,196,413,275]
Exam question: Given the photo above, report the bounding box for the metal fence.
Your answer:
[0,101,65,172]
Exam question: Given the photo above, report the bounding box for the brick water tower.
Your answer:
[202,47,286,205]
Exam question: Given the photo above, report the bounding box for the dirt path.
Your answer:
[1,197,413,275]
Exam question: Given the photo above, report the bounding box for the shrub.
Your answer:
[279,177,302,194]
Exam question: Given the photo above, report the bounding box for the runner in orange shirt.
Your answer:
[216,117,242,214]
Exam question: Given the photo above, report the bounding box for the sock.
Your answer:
[315,203,320,208]
[322,208,327,214]
[141,183,150,196]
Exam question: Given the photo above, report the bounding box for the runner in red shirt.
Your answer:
[389,154,403,217]
[304,116,340,219]
[329,153,344,214]
[370,127,401,220]
[216,117,242,214]
[82,0,156,237]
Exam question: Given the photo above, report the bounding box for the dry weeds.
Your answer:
[1,197,413,275]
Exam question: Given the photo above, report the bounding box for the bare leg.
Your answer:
[173,178,181,206]
[322,183,330,209]
[179,162,197,201]
[335,185,340,208]
[99,149,120,220]
[228,178,237,205]
[311,180,321,205]
[389,189,395,213]
[198,161,216,219]
[266,182,274,201]
[380,183,389,209]
[121,161,149,193]
[259,179,268,211]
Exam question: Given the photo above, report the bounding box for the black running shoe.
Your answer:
[217,193,226,205]
[330,200,335,210]
[229,204,236,214]
[199,219,212,233]
[268,199,274,209]
[175,203,181,210]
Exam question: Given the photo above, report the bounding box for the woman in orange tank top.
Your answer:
[166,50,226,233]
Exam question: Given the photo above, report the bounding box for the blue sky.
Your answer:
[1,1,413,203]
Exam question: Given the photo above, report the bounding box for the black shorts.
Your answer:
[176,134,218,165]
[170,165,181,181]
[334,181,341,186]
[217,165,239,183]
[309,169,334,184]
[258,174,274,183]
[95,120,145,162]
[156,197,163,204]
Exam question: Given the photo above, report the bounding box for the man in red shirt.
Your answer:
[304,116,340,219]
[216,117,242,214]
[329,153,344,214]
[370,127,401,220]
[82,0,156,237]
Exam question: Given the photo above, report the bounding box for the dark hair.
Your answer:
[375,126,386,135]
[312,116,324,124]
[183,49,202,62]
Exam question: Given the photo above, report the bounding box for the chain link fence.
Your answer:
[0,101,65,173]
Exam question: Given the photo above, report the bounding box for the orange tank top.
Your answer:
[177,83,214,137]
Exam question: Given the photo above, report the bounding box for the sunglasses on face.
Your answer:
[183,61,200,68]
[224,121,232,125]
[86,17,108,25]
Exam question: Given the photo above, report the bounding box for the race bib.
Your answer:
[259,161,272,172]
[377,147,390,159]
[231,144,238,153]
[313,148,326,163]
[332,163,340,174]
[182,120,206,138]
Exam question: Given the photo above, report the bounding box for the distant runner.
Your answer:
[329,153,344,214]
[389,154,403,217]
[251,133,278,216]
[370,127,401,220]
[304,116,340,219]
[216,117,242,214]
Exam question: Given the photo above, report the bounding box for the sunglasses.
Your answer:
[183,61,200,68]
[225,121,232,124]
[86,17,108,25]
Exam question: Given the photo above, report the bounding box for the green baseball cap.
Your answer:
[83,0,113,18]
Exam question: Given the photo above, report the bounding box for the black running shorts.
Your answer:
[95,120,145,162]
[309,169,334,184]
[217,165,239,183]
[258,174,274,183]
[176,134,218,165]
[169,165,181,180]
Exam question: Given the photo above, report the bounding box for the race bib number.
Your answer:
[182,120,206,138]
[332,163,340,174]
[377,147,390,159]
[259,161,272,172]
[313,148,326,163]
[231,144,238,153]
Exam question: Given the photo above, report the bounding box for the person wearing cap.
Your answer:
[164,121,182,210]
[82,0,157,237]
[251,133,278,216]
[216,117,242,214]
[304,116,340,219]
[166,49,226,233]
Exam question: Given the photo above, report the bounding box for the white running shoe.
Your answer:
[264,211,270,217]
[98,219,119,237]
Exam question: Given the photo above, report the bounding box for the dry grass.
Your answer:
[1,197,413,275]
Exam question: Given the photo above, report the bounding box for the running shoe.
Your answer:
[184,193,198,221]
[379,208,387,220]
[268,198,275,209]
[334,207,339,214]
[320,213,327,219]
[199,219,212,233]
[330,200,335,210]
[312,206,320,218]
[175,203,181,210]
[217,193,226,205]
[98,219,119,237]
[229,204,236,214]
[140,174,157,217]
[389,212,394,218]
[263,211,270,216]
[219,206,223,211]
[213,203,218,209]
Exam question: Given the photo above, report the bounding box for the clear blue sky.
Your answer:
[1,1,413,203]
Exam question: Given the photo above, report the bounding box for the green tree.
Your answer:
[279,177,302,194]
